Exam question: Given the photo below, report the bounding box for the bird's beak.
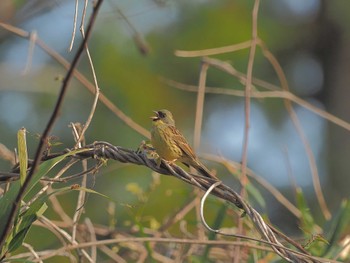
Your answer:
[150,110,159,121]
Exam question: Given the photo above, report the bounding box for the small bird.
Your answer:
[150,109,217,179]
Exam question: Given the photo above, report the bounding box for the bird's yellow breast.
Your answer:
[151,122,181,161]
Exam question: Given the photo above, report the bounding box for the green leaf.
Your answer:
[295,187,314,232]
[322,199,350,257]
[70,185,112,201]
[0,148,89,256]
[24,148,90,199]
[17,128,28,186]
[5,185,62,254]
[5,183,112,253]
[7,198,48,253]
[45,185,112,201]
[295,187,329,255]
[246,182,266,208]
[229,168,265,208]
[0,181,20,255]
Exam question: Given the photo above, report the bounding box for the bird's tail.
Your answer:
[193,160,218,180]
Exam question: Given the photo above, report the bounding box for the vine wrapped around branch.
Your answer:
[1,141,320,262]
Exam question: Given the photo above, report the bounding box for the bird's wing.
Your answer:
[167,125,217,179]
[168,125,197,160]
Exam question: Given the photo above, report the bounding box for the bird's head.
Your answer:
[151,109,175,125]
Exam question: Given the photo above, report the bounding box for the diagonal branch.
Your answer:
[2,141,320,262]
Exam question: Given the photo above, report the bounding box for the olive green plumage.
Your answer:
[150,109,216,179]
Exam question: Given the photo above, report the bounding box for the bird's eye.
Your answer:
[158,111,165,118]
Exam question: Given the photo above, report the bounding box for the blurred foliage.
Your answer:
[1,0,350,262]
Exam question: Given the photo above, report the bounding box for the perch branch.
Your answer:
[1,141,322,262]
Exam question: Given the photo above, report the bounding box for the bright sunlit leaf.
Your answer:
[17,127,28,186]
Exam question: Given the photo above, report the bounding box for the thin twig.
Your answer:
[53,164,102,182]
[260,42,331,220]
[241,0,260,186]
[21,160,78,213]
[47,189,73,225]
[158,198,198,232]
[25,236,329,263]
[199,181,299,260]
[202,153,302,219]
[9,239,280,263]
[39,216,93,262]
[334,237,350,261]
[193,61,210,245]
[85,218,97,262]
[75,1,100,147]
[175,40,253,57]
[200,181,223,232]
[80,0,89,30]
[68,0,79,51]
[98,245,127,262]
[71,123,88,247]
[235,1,260,261]
[194,57,350,131]
[194,61,209,150]
[22,243,43,263]
[0,143,16,165]
[22,30,37,75]
[112,3,150,55]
